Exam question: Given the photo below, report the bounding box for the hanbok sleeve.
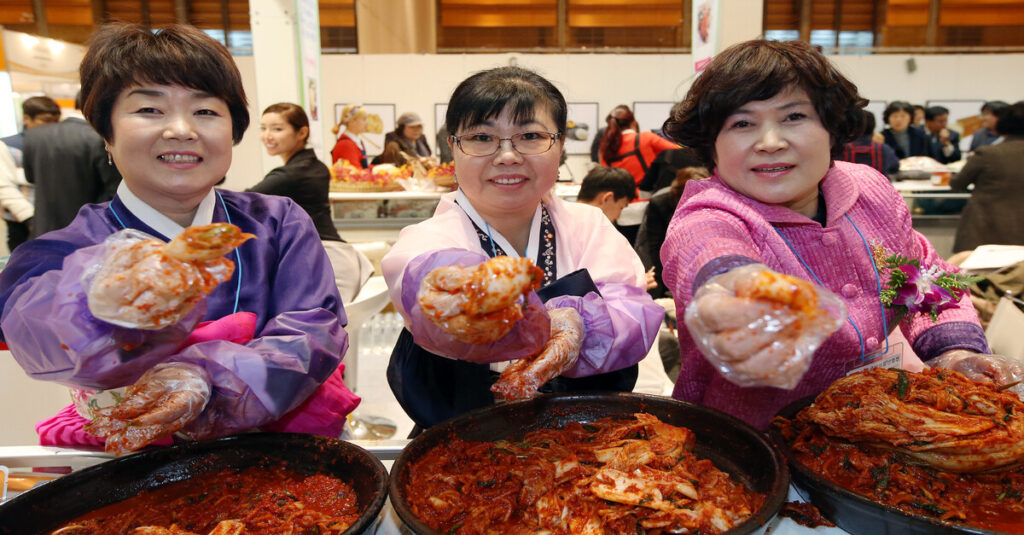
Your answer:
[167,207,347,438]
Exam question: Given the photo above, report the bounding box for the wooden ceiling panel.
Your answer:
[0,2,35,25]
[44,0,93,25]
[567,1,683,28]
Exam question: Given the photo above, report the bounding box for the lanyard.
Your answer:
[108,191,243,314]
[773,213,888,361]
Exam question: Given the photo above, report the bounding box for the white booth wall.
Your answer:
[224,52,1024,191]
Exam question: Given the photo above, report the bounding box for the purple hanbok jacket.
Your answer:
[0,190,350,439]
[662,161,988,430]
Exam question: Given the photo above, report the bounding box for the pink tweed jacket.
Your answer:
[661,161,987,429]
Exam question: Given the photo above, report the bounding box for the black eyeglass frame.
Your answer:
[448,131,563,156]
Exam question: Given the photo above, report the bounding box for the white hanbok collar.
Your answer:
[116,181,217,239]
[455,189,541,261]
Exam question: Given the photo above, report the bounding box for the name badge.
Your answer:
[846,342,904,375]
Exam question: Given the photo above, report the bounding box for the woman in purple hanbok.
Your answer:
[0,23,358,453]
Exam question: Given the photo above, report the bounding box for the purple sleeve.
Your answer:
[545,280,665,377]
[399,248,550,363]
[912,321,990,361]
[176,204,348,438]
[0,242,204,389]
[171,308,346,439]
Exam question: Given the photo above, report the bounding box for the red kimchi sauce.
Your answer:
[50,464,360,534]
[776,416,1024,533]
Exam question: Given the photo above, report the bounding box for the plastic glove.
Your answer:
[491,307,585,400]
[85,225,251,330]
[417,256,544,344]
[84,362,211,455]
[929,349,1024,391]
[684,264,846,389]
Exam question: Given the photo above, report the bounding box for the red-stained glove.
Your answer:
[85,362,211,455]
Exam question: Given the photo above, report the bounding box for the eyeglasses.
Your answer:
[449,131,561,157]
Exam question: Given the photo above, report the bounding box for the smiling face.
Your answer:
[712,86,831,219]
[450,103,563,223]
[107,83,233,214]
[260,111,307,162]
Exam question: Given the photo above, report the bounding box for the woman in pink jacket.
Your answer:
[661,39,1016,430]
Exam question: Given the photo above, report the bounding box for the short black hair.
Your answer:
[883,101,915,125]
[663,39,865,169]
[22,96,60,119]
[445,66,567,137]
[924,106,949,121]
[995,101,1024,137]
[982,100,1010,115]
[577,166,636,202]
[80,23,250,144]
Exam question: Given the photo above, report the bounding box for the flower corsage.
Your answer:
[876,251,982,323]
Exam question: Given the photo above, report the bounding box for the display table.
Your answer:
[329,183,582,242]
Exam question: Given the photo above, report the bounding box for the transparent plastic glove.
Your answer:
[85,224,253,330]
[84,362,211,455]
[684,264,847,389]
[930,349,1024,393]
[417,256,544,344]
[491,307,585,401]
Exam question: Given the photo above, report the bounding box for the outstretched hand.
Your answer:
[85,362,211,455]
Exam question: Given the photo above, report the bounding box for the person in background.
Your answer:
[435,123,454,163]
[881,100,929,159]
[381,66,663,431]
[635,166,710,300]
[0,23,358,453]
[0,95,61,165]
[0,140,33,253]
[637,145,703,195]
[969,100,1009,152]
[23,92,122,237]
[912,104,926,129]
[598,105,679,188]
[840,108,899,178]
[661,39,1002,431]
[377,112,432,166]
[923,105,962,164]
[575,166,636,224]
[1,96,60,248]
[250,102,373,302]
[951,101,1024,253]
[330,104,369,168]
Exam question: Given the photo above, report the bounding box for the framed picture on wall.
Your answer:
[334,103,395,157]
[564,102,598,155]
[632,101,675,134]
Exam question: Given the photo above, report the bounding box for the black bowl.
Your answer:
[0,432,388,535]
[389,392,788,534]
[771,396,1013,535]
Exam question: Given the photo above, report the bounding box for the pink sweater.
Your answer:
[662,161,987,429]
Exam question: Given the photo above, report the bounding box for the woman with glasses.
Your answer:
[381,66,663,431]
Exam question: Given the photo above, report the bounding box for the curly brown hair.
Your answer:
[663,39,865,169]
